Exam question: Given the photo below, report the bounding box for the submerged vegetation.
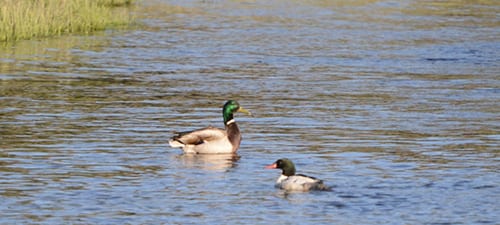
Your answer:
[0,0,134,42]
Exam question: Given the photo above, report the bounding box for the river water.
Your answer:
[1,0,499,224]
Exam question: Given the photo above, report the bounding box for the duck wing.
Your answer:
[283,174,330,191]
[171,127,227,145]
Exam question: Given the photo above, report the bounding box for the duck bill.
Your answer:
[237,107,252,116]
[265,163,277,169]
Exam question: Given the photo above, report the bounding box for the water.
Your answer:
[1,0,499,224]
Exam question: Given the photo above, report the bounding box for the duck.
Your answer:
[168,100,251,154]
[265,158,330,192]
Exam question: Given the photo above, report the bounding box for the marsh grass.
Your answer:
[0,0,134,42]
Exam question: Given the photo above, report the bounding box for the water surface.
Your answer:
[1,0,499,224]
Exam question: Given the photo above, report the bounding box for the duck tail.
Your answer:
[168,139,185,148]
[314,180,332,191]
[318,183,332,191]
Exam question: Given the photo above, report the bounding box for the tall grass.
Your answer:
[0,0,134,42]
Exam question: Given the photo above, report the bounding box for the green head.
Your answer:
[222,100,251,124]
[265,158,296,176]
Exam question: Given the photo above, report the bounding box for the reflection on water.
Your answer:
[177,153,240,171]
[1,0,499,224]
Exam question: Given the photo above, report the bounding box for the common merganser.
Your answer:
[265,158,330,191]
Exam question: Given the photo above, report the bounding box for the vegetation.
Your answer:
[0,0,134,42]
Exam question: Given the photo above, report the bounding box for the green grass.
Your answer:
[0,0,134,42]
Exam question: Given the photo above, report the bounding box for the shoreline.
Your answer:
[0,0,135,42]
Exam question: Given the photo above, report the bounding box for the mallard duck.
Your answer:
[265,158,330,191]
[168,100,251,154]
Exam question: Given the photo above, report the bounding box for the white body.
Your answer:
[275,174,326,192]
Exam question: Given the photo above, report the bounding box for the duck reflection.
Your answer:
[177,153,240,171]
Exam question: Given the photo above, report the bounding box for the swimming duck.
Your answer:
[265,158,330,191]
[168,100,251,154]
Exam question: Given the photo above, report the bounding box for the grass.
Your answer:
[0,0,134,42]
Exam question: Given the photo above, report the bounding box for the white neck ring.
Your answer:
[226,119,235,125]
